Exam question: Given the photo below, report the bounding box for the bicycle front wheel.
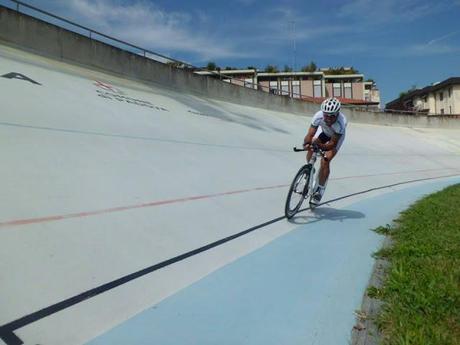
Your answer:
[285,165,311,219]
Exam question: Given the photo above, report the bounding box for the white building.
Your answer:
[386,77,460,115]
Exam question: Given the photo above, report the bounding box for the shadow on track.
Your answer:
[288,207,365,224]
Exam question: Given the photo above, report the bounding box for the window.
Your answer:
[344,82,352,99]
[269,81,278,95]
[333,83,341,97]
[292,80,300,98]
[423,96,427,103]
[439,92,443,101]
[449,87,452,97]
[244,78,253,89]
[440,108,444,114]
[281,81,289,96]
[313,80,322,97]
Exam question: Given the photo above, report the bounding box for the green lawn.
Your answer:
[369,183,460,345]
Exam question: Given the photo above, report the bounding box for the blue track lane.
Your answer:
[87,177,460,345]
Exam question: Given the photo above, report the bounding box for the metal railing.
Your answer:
[1,0,312,98]
[3,0,194,67]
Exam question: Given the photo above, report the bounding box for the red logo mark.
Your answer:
[94,80,123,94]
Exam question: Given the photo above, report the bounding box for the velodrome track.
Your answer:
[1,44,460,345]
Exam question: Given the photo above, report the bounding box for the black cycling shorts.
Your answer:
[317,132,331,143]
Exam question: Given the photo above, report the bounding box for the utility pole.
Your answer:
[289,20,297,71]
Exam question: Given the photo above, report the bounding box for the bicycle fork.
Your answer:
[305,155,319,198]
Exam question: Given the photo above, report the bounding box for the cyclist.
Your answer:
[303,97,347,206]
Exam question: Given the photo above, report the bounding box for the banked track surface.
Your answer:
[1,44,460,345]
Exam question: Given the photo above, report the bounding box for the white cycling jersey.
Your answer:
[311,110,347,138]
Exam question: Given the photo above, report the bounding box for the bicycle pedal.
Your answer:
[309,202,318,209]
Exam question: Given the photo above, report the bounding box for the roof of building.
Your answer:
[301,95,379,106]
[257,71,323,77]
[323,74,364,79]
[195,69,256,76]
[429,77,460,92]
[386,77,460,107]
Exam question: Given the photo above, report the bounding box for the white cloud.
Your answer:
[405,43,460,56]
[338,0,448,26]
[426,31,460,46]
[67,0,248,61]
[321,40,460,58]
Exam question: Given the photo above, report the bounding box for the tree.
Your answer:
[399,91,409,99]
[264,64,279,73]
[323,66,360,75]
[206,61,217,71]
[283,65,293,72]
[301,61,317,72]
[399,85,418,99]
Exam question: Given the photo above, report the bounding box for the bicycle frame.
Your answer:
[304,150,322,199]
[292,145,324,199]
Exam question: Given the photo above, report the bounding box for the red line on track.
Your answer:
[0,168,457,228]
[0,184,287,228]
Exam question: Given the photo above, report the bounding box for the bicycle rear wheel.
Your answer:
[285,165,311,219]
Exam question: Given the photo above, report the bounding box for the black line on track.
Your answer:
[1,173,459,344]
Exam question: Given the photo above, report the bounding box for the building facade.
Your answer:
[195,69,381,108]
[385,77,460,115]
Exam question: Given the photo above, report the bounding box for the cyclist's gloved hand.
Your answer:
[303,141,311,149]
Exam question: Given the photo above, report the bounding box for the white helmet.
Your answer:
[321,97,341,115]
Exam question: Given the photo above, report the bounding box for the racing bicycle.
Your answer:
[285,144,325,219]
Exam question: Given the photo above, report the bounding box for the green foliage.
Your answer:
[367,286,385,299]
[371,184,460,345]
[399,91,409,99]
[323,66,359,75]
[399,85,418,99]
[283,65,293,72]
[206,61,217,71]
[301,61,317,72]
[373,224,392,235]
[264,64,279,73]
[373,247,393,259]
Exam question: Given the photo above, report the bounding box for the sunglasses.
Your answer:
[323,112,338,117]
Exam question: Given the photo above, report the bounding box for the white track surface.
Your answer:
[1,44,460,345]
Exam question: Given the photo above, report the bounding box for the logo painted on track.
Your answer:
[1,72,42,85]
[93,80,168,112]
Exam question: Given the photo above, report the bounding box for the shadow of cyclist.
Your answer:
[288,207,365,225]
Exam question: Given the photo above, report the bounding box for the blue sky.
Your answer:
[4,0,460,105]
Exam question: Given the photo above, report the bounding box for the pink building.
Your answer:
[195,68,380,108]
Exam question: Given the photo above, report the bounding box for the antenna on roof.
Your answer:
[289,20,296,71]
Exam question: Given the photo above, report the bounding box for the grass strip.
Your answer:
[369,183,460,345]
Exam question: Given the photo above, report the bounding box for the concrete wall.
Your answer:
[352,82,364,100]
[301,80,314,98]
[325,84,333,98]
[1,5,460,129]
[453,85,460,114]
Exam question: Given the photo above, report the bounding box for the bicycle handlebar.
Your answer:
[293,147,307,152]
[293,144,324,154]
